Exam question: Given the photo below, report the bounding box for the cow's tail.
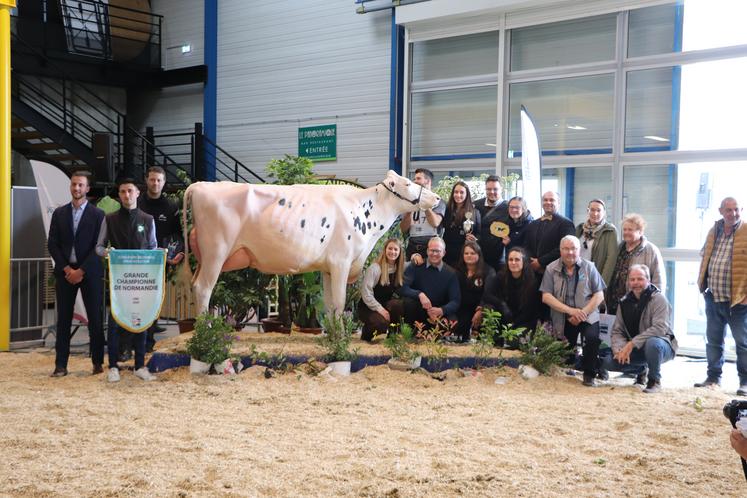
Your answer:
[178,185,194,290]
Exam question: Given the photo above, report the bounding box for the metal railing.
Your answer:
[10,258,53,348]
[12,2,162,68]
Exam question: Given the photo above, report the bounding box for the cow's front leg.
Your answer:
[324,266,348,317]
[322,272,334,317]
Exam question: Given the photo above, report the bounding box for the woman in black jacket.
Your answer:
[454,241,495,343]
[482,246,541,335]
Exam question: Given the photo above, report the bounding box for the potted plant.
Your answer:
[185,313,236,374]
[384,322,421,371]
[292,272,324,333]
[210,267,274,330]
[317,311,359,376]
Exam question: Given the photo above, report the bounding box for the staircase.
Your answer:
[11,31,266,189]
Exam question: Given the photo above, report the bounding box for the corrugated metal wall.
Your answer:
[216,0,392,185]
[137,0,393,186]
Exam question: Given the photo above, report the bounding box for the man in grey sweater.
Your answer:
[603,264,678,393]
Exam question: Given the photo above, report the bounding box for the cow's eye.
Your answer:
[406,182,411,187]
[389,181,395,187]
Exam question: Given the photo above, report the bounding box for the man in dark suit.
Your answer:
[47,171,106,377]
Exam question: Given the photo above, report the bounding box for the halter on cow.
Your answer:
[180,170,440,316]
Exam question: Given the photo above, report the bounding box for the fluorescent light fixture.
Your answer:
[644,135,670,142]
[485,143,497,147]
[567,125,587,130]
[181,44,192,54]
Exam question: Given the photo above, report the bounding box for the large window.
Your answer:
[507,75,614,157]
[410,86,497,157]
[412,31,498,82]
[626,59,747,152]
[510,14,616,71]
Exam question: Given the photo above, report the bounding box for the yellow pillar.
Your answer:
[0,1,16,351]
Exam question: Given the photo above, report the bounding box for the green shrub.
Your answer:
[519,323,572,375]
[185,313,235,364]
[317,312,359,362]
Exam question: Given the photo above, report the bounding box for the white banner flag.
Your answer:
[520,105,543,218]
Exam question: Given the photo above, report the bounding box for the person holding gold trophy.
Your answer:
[441,181,481,267]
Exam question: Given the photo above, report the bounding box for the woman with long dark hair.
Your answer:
[454,241,495,343]
[441,181,481,266]
[358,238,406,342]
[482,246,541,333]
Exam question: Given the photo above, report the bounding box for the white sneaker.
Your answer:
[108,367,120,383]
[134,367,156,382]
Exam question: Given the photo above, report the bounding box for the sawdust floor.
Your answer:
[0,336,742,497]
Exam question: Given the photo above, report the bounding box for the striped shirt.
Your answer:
[707,220,740,302]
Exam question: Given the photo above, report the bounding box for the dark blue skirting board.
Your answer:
[147,352,521,373]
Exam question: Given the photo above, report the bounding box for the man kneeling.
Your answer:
[603,264,678,393]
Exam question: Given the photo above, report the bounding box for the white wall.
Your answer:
[130,0,204,135]
[216,0,392,185]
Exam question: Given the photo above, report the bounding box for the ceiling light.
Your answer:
[567,125,587,130]
[485,143,497,147]
[644,135,670,142]
[181,44,192,54]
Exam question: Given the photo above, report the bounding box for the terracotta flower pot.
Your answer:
[261,317,291,334]
[178,318,197,334]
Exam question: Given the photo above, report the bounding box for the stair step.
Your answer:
[12,130,44,140]
[27,142,65,151]
[41,153,77,161]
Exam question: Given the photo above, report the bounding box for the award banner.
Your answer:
[108,249,167,333]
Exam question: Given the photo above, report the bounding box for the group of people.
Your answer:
[48,167,183,382]
[48,164,746,396]
[359,168,746,394]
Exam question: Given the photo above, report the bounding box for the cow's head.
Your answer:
[381,170,440,211]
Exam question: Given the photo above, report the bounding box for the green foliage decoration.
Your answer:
[185,313,236,364]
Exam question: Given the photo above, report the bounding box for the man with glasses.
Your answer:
[400,237,460,327]
[541,235,606,387]
[695,197,747,395]
[475,175,509,271]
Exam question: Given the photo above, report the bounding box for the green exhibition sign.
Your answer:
[298,124,337,162]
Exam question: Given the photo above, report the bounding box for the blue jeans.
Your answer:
[603,336,675,382]
[704,292,747,383]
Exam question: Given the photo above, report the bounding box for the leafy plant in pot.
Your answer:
[210,267,274,330]
[317,312,359,376]
[185,313,236,374]
[384,322,421,371]
[292,271,324,333]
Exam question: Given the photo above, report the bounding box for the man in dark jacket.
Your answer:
[47,171,106,376]
[524,191,575,274]
[400,237,460,326]
[96,178,157,382]
[475,175,509,271]
[138,166,184,350]
[602,264,677,393]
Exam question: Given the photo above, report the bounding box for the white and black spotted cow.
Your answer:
[181,170,440,315]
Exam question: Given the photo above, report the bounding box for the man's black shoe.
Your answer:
[92,364,104,375]
[51,367,68,377]
[694,377,721,388]
[597,368,609,381]
[582,374,597,387]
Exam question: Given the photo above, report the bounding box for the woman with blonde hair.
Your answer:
[358,238,406,341]
[606,213,666,315]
